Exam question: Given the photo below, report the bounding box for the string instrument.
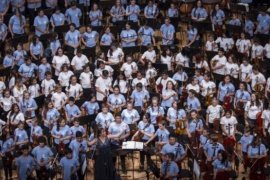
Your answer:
[223,123,236,160]
[249,149,268,180]
[158,78,163,94]
[170,53,176,73]
[175,111,185,135]
[103,89,108,103]
[113,99,120,117]
[157,135,164,160]
[243,44,249,57]
[39,158,49,179]
[160,162,172,180]
[198,140,208,172]
[156,105,163,124]
[58,135,65,155]
[214,24,223,37]
[203,87,212,107]
[235,92,245,116]
[26,167,35,180]
[213,118,220,134]
[175,144,182,171]
[25,102,31,118]
[142,57,148,70]
[59,99,67,120]
[256,111,264,138]
[70,166,77,180]
[104,120,109,135]
[190,119,200,151]
[180,80,188,104]
[254,76,263,99]
[215,169,230,180]
[134,124,149,142]
[49,116,54,131]
[143,95,148,114]
[254,49,260,67]
[149,71,157,89]
[69,114,74,127]
[14,136,20,157]
[223,87,231,110]
[117,54,123,72]
[211,59,218,69]
[32,128,38,148]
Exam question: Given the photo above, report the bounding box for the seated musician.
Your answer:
[144,0,159,19]
[18,91,38,118]
[239,127,253,173]
[15,145,35,180]
[191,0,208,22]
[146,97,165,125]
[26,118,43,146]
[120,55,138,80]
[206,97,223,129]
[59,148,80,180]
[262,102,270,137]
[186,90,201,112]
[81,94,100,115]
[217,75,235,106]
[94,61,114,78]
[66,75,83,100]
[107,85,126,113]
[70,118,86,140]
[18,57,38,84]
[138,23,156,47]
[212,150,232,180]
[130,83,150,110]
[132,71,149,90]
[65,97,81,126]
[161,133,185,169]
[186,110,204,147]
[51,118,72,155]
[131,113,155,170]
[160,153,179,180]
[215,30,234,52]
[7,104,25,134]
[166,100,186,130]
[203,134,224,176]
[155,71,176,94]
[139,44,156,65]
[69,131,88,179]
[244,93,263,127]
[251,37,263,64]
[236,32,251,57]
[255,8,270,35]
[108,113,130,174]
[228,13,241,26]
[106,42,124,65]
[160,17,175,45]
[248,66,266,92]
[247,136,267,177]
[210,48,227,77]
[95,70,113,104]
[121,102,140,124]
[14,122,29,152]
[175,47,190,67]
[32,136,54,180]
[95,104,115,129]
[2,133,14,180]
[41,71,56,97]
[120,22,137,48]
[161,81,177,110]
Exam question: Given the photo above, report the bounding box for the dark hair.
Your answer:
[166,152,175,160]
[76,131,83,138]
[218,150,227,164]
[169,133,177,139]
[38,136,46,144]
[68,96,75,102]
[21,145,28,150]
[102,70,109,77]
[65,147,73,154]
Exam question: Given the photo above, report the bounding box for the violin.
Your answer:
[143,95,148,114]
[175,110,185,135]
[249,149,268,180]
[235,93,245,116]
[256,111,264,138]
[149,71,157,89]
[134,124,149,142]
[190,119,201,151]
[203,87,212,107]
[103,89,108,103]
[113,99,120,117]
[32,129,38,148]
[142,57,148,70]
[223,87,231,110]
[58,136,65,155]
[59,100,67,121]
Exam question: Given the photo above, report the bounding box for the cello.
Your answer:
[223,123,236,161]
[223,87,231,110]
[235,92,245,116]
[31,128,38,148]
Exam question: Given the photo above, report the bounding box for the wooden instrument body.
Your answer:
[39,166,49,179]
[149,77,156,89]
[213,118,220,133]
[256,111,264,138]
[156,115,163,124]
[198,147,207,172]
[235,101,245,116]
[158,84,163,94]
[216,170,230,180]
[214,24,223,37]
[58,141,65,155]
[59,107,67,120]
[250,157,266,180]
[254,57,260,67]
[32,134,39,148]
[190,131,200,150]
[9,125,17,135]
[143,101,148,114]
[175,120,185,135]
[179,0,195,15]
[134,131,144,142]
[203,160,214,180]
[223,137,235,151]
[113,107,120,117]
[223,95,231,110]
[203,95,212,107]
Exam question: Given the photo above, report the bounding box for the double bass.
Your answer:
[223,87,231,110]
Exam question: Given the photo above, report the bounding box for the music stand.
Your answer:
[183,67,195,77]
[152,63,168,74]
[193,21,213,33]
[39,33,53,41]
[228,3,247,13]
[205,51,218,60]
[99,46,110,54]
[225,24,242,35]
[8,34,29,46]
[122,46,141,56]
[255,34,270,47]
[54,24,70,34]
[4,14,13,26]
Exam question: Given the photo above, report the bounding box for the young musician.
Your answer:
[7,104,25,134]
[107,42,124,65]
[138,24,156,47]
[42,101,60,134]
[41,71,56,97]
[139,43,156,64]
[215,30,234,52]
[224,54,239,79]
[120,55,138,80]
[2,133,14,180]
[132,71,148,90]
[13,79,27,102]
[155,71,176,94]
[66,75,83,99]
[160,153,179,180]
[239,57,252,83]
[186,89,201,112]
[65,97,81,126]
[26,118,43,146]
[69,131,88,179]
[248,66,266,92]
[108,113,130,174]
[95,70,113,103]
[217,75,235,107]
[212,150,232,180]
[233,82,251,111]
[186,77,200,93]
[95,104,115,129]
[32,136,54,180]
[121,102,140,124]
[107,85,126,113]
[130,82,150,109]
[220,110,237,139]
[251,37,263,63]
[18,57,38,83]
[161,81,177,109]
[146,96,165,125]
[191,0,208,22]
[239,127,253,173]
[160,17,175,45]
[206,97,223,128]
[58,64,74,89]
[186,110,204,145]
[262,102,270,137]
[166,101,186,130]
[59,148,80,180]
[210,48,227,76]
[70,118,86,140]
[16,145,35,180]
[236,32,251,56]
[79,65,94,99]
[110,0,125,23]
[94,61,114,78]
[200,73,216,101]
[51,84,68,111]
[18,91,38,119]
[144,0,159,19]
[131,113,154,169]
[244,93,263,127]
[120,22,137,47]
[81,94,100,115]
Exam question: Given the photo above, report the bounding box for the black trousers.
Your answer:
[27,8,41,28]
[4,164,12,179]
[140,140,151,166]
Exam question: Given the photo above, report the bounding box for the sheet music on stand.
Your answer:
[122,141,144,150]
[193,159,200,180]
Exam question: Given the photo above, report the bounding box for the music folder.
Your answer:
[122,141,144,150]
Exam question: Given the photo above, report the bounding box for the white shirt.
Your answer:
[52,92,67,110]
[264,43,270,58]
[236,39,251,56]
[266,77,270,90]
[224,62,239,79]
[155,77,176,91]
[52,55,70,76]
[141,50,156,62]
[262,109,270,129]
[41,79,56,96]
[205,40,218,51]
[95,77,112,101]
[13,85,27,99]
[220,116,237,136]
[71,54,89,70]
[0,119,6,135]
[0,81,6,98]
[250,72,266,91]
[107,48,124,63]
[200,80,216,97]
[0,96,16,111]
[212,55,227,75]
[145,68,157,80]
[28,84,40,98]
[120,62,137,79]
[206,105,223,123]
[65,83,83,98]
[239,63,252,81]
[251,44,263,59]
[245,101,262,119]
[195,60,208,69]
[113,79,127,93]
[7,111,25,123]
[79,71,93,88]
[58,71,74,87]
[186,83,200,93]
[175,52,189,67]
[161,55,172,71]
[132,78,148,89]
[215,37,234,51]
[94,65,114,77]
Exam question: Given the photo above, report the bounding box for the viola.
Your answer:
[203,88,212,107]
[175,120,185,135]
[142,57,148,70]
[256,111,264,138]
[59,106,67,121]
[58,139,65,155]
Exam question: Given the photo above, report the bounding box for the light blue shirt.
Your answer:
[138,26,154,46]
[3,55,14,67]
[101,33,114,45]
[83,31,98,47]
[30,41,43,55]
[27,1,41,8]
[50,13,65,26]
[18,98,37,117]
[51,125,72,144]
[137,121,155,140]
[192,7,208,19]
[188,119,203,134]
[59,157,80,180]
[70,126,85,140]
[204,142,224,158]
[65,8,82,27]
[161,89,177,108]
[9,15,26,34]
[212,159,231,172]
[120,29,137,47]
[248,144,267,156]
[235,90,251,106]
[211,9,225,25]
[167,108,186,129]
[160,161,179,180]
[10,0,25,12]
[0,0,9,13]
[110,6,125,22]
[45,0,57,7]
[95,112,115,129]
[0,23,8,40]
[257,14,270,34]
[200,134,209,146]
[144,5,158,18]
[121,109,140,124]
[130,89,150,109]
[126,4,140,22]
[244,19,255,36]
[240,135,253,152]
[34,15,49,37]
[65,30,81,46]
[50,40,61,53]
[2,138,14,155]
[15,155,35,180]
[28,123,43,142]
[14,128,28,145]
[108,122,130,146]
[69,139,88,161]
[155,128,170,143]
[167,8,178,17]
[89,10,103,26]
[161,142,185,159]
[13,50,27,66]
[43,107,60,128]
[81,101,99,115]
[218,82,235,102]
[228,19,241,26]
[107,94,126,111]
[187,28,199,41]
[65,104,81,121]
[160,24,175,45]
[186,97,201,110]
[146,106,165,124]
[31,146,53,169]
[18,63,38,82]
